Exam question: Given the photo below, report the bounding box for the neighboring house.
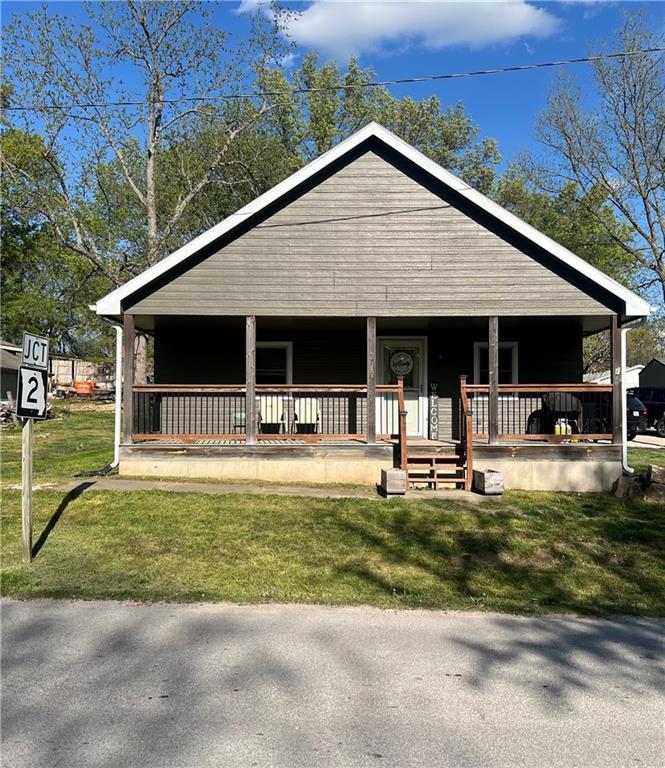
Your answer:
[93,123,651,492]
[0,347,20,402]
[584,365,644,390]
[639,358,665,388]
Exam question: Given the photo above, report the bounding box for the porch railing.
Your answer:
[461,381,613,442]
[132,383,402,442]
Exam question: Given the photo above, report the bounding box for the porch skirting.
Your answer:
[119,443,395,485]
[473,444,622,492]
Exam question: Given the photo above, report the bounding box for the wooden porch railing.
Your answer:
[461,380,614,443]
[459,376,474,490]
[132,383,404,444]
[397,378,408,472]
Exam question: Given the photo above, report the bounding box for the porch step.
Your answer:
[405,453,468,490]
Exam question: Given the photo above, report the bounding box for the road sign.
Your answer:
[17,365,48,420]
[22,332,49,370]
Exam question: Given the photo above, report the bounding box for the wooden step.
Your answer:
[406,451,468,490]
[407,454,460,463]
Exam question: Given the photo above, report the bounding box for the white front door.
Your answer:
[378,338,427,437]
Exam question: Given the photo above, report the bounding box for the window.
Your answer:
[473,342,518,384]
[256,342,292,384]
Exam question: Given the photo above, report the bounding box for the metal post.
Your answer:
[488,316,499,445]
[246,316,257,444]
[366,317,376,443]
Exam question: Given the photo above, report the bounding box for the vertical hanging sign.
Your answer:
[17,332,50,562]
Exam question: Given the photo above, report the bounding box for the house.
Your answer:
[639,358,665,388]
[584,365,644,390]
[0,347,20,402]
[93,123,651,492]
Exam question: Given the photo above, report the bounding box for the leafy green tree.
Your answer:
[1,128,112,356]
[264,53,501,193]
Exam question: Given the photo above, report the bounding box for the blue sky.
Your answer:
[3,1,662,168]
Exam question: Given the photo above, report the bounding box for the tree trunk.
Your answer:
[134,333,148,385]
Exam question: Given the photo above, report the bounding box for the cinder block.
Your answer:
[613,475,633,497]
[472,468,504,495]
[381,468,407,495]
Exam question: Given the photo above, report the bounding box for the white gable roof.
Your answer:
[93,121,651,319]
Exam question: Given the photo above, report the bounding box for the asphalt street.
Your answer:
[2,599,663,768]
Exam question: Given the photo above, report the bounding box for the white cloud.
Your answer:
[278,0,561,58]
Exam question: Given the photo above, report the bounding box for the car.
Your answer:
[629,387,665,437]
[626,394,648,441]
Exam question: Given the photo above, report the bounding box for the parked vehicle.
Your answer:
[626,394,648,441]
[629,388,665,437]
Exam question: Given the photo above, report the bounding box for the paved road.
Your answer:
[2,600,663,768]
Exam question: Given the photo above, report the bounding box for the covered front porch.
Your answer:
[119,313,624,491]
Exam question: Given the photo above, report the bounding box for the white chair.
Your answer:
[257,394,287,434]
[292,396,320,434]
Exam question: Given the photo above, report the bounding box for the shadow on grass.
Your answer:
[32,481,94,558]
[333,497,665,615]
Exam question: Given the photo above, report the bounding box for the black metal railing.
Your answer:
[464,384,613,441]
[132,384,400,440]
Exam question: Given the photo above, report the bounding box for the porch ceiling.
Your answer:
[132,314,612,336]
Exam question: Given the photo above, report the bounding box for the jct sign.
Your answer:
[22,332,49,370]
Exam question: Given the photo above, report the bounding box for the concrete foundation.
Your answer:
[120,443,394,485]
[473,457,622,492]
[121,442,622,492]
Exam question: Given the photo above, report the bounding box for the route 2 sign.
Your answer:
[17,366,49,420]
[22,332,49,370]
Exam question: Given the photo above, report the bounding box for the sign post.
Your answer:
[17,333,49,563]
[22,418,33,562]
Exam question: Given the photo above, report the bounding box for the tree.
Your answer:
[1,126,112,357]
[535,13,665,306]
[497,171,638,285]
[3,0,290,376]
[263,53,502,194]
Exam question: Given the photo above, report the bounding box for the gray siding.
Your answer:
[130,152,610,317]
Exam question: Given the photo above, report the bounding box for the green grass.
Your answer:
[1,407,664,614]
[2,487,664,614]
[628,446,665,476]
[1,404,114,485]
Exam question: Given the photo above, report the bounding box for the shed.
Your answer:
[639,358,665,388]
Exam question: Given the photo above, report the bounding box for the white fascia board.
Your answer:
[94,121,651,319]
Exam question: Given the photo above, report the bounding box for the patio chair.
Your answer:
[257,394,287,434]
[292,396,320,434]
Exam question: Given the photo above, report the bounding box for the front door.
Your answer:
[378,338,426,436]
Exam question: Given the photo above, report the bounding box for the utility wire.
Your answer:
[5,47,664,111]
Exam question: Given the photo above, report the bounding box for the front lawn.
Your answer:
[1,406,664,615]
[2,486,664,614]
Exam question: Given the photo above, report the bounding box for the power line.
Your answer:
[5,47,664,111]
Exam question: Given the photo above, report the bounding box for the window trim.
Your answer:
[473,341,519,385]
[256,341,293,384]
